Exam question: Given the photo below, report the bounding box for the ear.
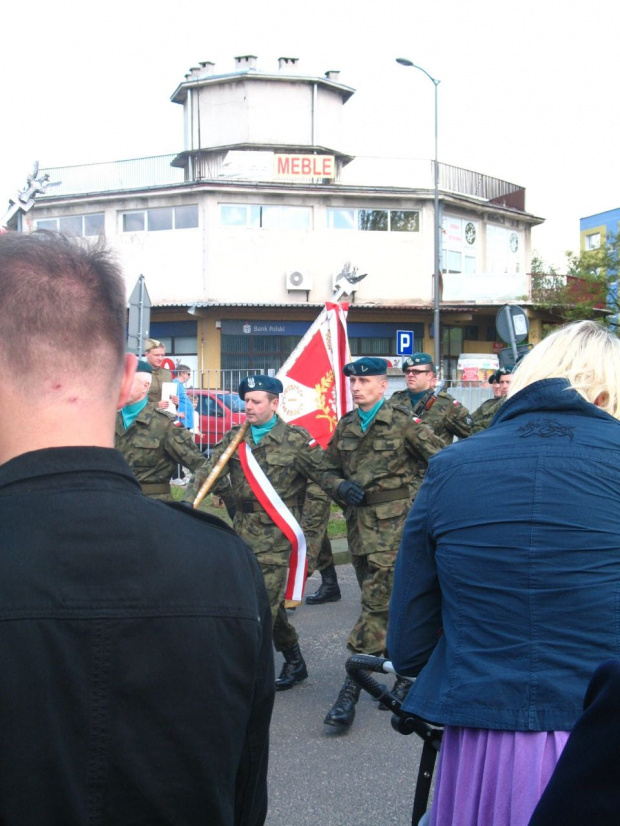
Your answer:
[117,354,138,410]
[593,391,609,409]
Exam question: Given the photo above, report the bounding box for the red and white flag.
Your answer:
[277,302,353,447]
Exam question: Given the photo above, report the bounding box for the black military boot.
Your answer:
[323,677,361,729]
[379,675,413,710]
[275,643,308,691]
[305,564,342,605]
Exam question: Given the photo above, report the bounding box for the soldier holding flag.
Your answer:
[185,374,331,692]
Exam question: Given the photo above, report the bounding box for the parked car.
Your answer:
[187,389,246,454]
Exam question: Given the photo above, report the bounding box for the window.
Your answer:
[35,213,105,237]
[219,204,311,230]
[348,336,392,356]
[121,205,198,232]
[586,232,601,250]
[221,334,302,371]
[327,208,420,232]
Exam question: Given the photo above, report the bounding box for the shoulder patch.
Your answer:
[413,416,422,424]
[308,438,319,449]
[452,400,462,407]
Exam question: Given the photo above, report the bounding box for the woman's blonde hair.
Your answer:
[508,320,620,420]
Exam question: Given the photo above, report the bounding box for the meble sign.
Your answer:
[274,154,335,180]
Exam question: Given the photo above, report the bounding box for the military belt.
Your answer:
[239,497,299,513]
[363,486,410,506]
[140,482,171,495]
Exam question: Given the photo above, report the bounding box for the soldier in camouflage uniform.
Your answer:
[317,357,443,730]
[471,367,513,434]
[184,375,332,692]
[390,352,473,446]
[115,361,207,498]
[144,338,173,405]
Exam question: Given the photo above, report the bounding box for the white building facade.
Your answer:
[22,55,546,380]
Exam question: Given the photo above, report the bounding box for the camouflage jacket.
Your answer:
[317,402,442,556]
[185,417,330,566]
[115,403,206,490]
[147,366,172,404]
[389,389,473,446]
[471,396,505,434]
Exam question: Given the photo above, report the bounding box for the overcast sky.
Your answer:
[2,0,618,269]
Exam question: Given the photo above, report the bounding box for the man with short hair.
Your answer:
[185,375,332,692]
[390,352,473,446]
[316,357,443,730]
[172,363,195,430]
[116,361,207,498]
[144,337,172,405]
[0,231,273,824]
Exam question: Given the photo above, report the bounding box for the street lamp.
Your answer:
[396,58,441,374]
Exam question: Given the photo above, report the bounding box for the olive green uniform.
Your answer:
[147,365,172,405]
[115,403,207,498]
[316,402,442,655]
[471,396,505,434]
[390,388,473,447]
[185,417,331,652]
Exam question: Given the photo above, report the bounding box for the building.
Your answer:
[21,54,550,381]
[580,207,619,328]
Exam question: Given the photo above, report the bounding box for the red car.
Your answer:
[187,389,246,454]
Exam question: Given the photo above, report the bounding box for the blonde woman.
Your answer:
[388,321,620,826]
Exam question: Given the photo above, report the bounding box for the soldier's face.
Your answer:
[244,391,279,425]
[492,382,503,397]
[349,375,387,411]
[127,372,152,405]
[498,375,512,396]
[146,347,165,368]
[404,366,434,393]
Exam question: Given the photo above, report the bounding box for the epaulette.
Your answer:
[155,407,176,421]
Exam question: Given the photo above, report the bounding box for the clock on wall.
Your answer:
[509,232,519,253]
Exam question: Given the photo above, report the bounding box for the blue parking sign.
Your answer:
[397,330,414,356]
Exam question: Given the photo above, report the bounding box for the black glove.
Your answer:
[338,480,365,506]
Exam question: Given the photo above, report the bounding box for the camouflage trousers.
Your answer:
[259,559,298,653]
[347,548,398,656]
[310,532,334,574]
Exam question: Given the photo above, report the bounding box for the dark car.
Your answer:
[187,389,246,454]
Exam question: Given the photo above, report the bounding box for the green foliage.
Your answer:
[531,236,619,328]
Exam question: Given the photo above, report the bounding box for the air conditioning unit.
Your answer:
[286,271,313,291]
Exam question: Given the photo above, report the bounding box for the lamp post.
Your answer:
[396,58,441,374]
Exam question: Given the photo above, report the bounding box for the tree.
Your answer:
[531,235,619,330]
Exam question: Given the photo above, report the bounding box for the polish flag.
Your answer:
[277,302,353,446]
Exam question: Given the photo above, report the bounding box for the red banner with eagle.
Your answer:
[277,302,353,446]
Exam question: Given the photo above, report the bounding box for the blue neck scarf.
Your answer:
[407,390,428,405]
[357,398,385,433]
[121,397,148,430]
[251,414,278,444]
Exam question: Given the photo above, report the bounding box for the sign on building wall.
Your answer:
[274,154,335,181]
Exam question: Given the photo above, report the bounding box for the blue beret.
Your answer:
[136,360,152,374]
[343,357,389,377]
[402,353,434,372]
[238,374,283,399]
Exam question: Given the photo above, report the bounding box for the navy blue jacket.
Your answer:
[529,659,620,824]
[388,379,620,730]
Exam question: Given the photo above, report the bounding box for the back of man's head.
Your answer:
[0,231,126,394]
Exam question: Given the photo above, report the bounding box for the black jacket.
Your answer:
[0,447,274,826]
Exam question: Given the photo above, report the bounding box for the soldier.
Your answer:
[144,337,173,405]
[185,375,332,692]
[390,352,473,446]
[471,366,513,434]
[316,357,443,730]
[115,360,207,498]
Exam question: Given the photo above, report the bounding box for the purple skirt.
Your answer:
[428,726,570,826]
